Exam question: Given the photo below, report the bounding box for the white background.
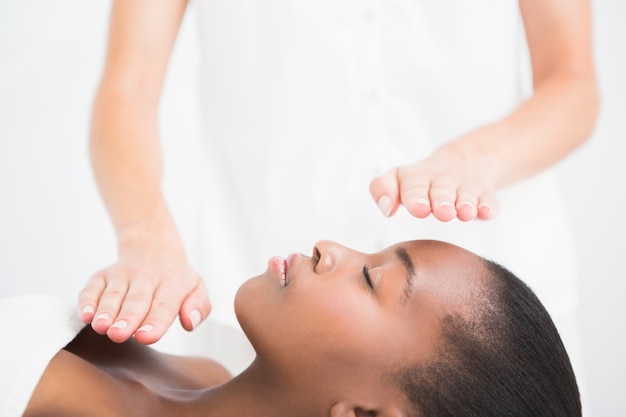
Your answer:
[0,1,624,415]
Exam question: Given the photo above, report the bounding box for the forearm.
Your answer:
[441,70,599,187]
[90,88,185,258]
[370,0,597,222]
[80,0,209,343]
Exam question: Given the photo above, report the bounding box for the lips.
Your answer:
[282,257,289,287]
[268,256,288,287]
[268,254,299,287]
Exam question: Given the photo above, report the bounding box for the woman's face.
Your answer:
[235,239,487,406]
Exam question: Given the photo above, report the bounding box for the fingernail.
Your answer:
[190,310,202,330]
[459,202,475,210]
[137,324,154,333]
[437,201,454,208]
[416,198,430,208]
[377,195,393,217]
[94,313,110,322]
[81,305,95,316]
[110,320,127,330]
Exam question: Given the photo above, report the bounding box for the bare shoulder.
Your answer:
[23,349,147,417]
[24,327,232,417]
[65,325,233,388]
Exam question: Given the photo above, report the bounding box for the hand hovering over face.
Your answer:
[369,144,500,223]
[371,0,600,223]
[78,230,211,344]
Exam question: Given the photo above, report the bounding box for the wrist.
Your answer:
[437,127,506,187]
[116,219,187,262]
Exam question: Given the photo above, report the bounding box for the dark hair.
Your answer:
[396,259,581,417]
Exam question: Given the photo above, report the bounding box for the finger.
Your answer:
[428,181,457,222]
[105,281,154,343]
[132,287,181,345]
[77,273,106,324]
[455,188,479,222]
[90,276,129,335]
[179,281,212,332]
[477,191,499,220]
[369,168,401,217]
[398,172,432,219]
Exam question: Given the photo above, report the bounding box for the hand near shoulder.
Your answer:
[370,144,500,222]
[78,233,211,344]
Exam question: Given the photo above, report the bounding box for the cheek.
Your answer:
[282,288,387,358]
[235,277,391,366]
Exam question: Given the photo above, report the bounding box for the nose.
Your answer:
[312,240,348,275]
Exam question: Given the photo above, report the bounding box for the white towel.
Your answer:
[0,294,84,417]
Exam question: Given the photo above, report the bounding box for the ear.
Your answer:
[329,402,358,417]
[329,403,405,417]
[329,403,375,417]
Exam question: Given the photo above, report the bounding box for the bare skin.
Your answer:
[31,240,489,417]
[80,0,211,345]
[24,326,231,417]
[80,0,599,344]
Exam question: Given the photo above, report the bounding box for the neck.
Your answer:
[178,360,322,417]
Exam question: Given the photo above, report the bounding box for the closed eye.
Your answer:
[362,265,374,291]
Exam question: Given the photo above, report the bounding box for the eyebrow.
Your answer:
[395,247,416,303]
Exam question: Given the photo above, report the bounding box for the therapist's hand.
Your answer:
[369,146,500,222]
[78,243,211,345]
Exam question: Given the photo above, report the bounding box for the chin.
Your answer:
[233,275,284,359]
[234,276,255,321]
[233,275,268,339]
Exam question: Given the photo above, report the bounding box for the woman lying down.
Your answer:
[1,240,580,417]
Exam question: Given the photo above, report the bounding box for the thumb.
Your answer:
[180,283,212,332]
[369,168,401,217]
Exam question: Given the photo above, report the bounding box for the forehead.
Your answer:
[396,239,480,262]
[388,240,486,285]
[380,240,490,368]
[387,240,489,326]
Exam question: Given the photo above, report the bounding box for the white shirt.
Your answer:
[186,0,577,332]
